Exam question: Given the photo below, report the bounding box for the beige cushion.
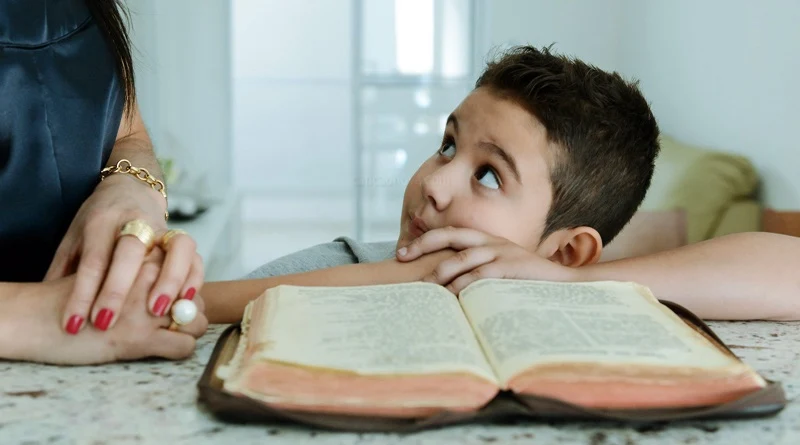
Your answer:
[600,210,687,262]
[640,135,759,243]
[712,200,762,238]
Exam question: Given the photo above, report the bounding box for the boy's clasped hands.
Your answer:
[397,227,581,294]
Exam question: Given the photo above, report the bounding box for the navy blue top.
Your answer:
[0,0,124,282]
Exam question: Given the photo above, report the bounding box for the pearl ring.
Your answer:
[168,298,198,330]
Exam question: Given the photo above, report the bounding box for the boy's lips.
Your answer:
[408,215,430,239]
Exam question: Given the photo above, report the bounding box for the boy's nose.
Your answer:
[421,167,457,212]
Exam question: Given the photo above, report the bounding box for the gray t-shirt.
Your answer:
[244,237,397,279]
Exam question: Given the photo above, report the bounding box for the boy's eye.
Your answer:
[438,141,456,158]
[476,166,500,190]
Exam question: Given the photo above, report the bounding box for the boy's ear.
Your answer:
[538,227,603,267]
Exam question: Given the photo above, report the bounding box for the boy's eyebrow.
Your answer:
[446,113,522,184]
[480,142,522,184]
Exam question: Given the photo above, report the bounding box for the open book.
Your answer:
[201,279,786,431]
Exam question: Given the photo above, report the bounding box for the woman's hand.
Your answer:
[44,173,203,334]
[11,250,208,365]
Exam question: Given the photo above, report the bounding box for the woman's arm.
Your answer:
[203,249,456,324]
[46,101,201,335]
[104,100,168,214]
[580,232,800,320]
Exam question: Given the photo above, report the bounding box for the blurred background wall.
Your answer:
[124,0,800,279]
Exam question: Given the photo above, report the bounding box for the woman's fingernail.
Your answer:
[397,247,407,256]
[184,287,196,301]
[153,294,171,316]
[66,315,84,335]
[94,309,114,331]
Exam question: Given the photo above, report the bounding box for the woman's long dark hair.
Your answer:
[84,0,136,116]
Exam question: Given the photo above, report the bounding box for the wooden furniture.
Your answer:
[762,210,800,238]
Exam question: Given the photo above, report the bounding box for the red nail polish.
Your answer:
[95,309,114,331]
[184,287,196,301]
[66,315,84,335]
[153,294,171,316]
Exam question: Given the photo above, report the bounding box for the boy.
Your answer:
[203,45,800,323]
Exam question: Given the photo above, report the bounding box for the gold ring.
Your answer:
[160,229,189,248]
[118,219,156,252]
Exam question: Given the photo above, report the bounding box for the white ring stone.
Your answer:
[171,299,198,325]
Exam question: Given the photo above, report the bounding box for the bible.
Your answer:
[199,279,786,431]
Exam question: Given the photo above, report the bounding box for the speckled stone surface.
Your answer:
[2,321,798,445]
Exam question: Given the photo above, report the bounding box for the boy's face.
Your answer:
[398,87,554,251]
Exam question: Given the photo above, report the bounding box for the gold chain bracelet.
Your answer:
[100,159,169,221]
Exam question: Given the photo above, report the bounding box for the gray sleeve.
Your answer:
[242,240,359,279]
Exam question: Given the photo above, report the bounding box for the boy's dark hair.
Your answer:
[475,45,660,245]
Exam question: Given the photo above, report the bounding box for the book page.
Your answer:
[459,279,746,385]
[250,282,498,384]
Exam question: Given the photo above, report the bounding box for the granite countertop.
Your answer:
[3,321,798,445]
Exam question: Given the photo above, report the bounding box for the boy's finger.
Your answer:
[400,227,491,260]
[447,264,503,294]
[422,246,497,285]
